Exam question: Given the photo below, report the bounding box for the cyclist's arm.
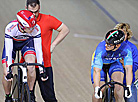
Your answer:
[51,23,69,53]
[131,44,138,72]
[125,65,132,85]
[4,36,13,72]
[91,50,103,86]
[124,48,133,86]
[33,25,44,71]
[34,35,43,71]
[93,67,101,87]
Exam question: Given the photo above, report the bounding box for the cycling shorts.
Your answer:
[91,61,124,84]
[2,38,36,64]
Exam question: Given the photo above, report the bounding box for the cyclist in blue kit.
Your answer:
[114,23,138,102]
[91,29,133,102]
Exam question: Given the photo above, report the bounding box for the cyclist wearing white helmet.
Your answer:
[2,10,46,102]
[91,29,133,102]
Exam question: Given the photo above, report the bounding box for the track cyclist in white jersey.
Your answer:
[2,10,46,102]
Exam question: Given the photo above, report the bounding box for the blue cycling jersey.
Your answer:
[91,41,133,69]
[125,40,138,72]
[124,40,138,83]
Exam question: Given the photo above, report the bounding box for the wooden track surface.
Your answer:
[0,0,138,101]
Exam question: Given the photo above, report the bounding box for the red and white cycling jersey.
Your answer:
[2,20,44,71]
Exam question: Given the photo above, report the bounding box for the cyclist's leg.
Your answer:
[20,55,37,102]
[24,54,36,90]
[109,61,124,102]
[2,63,12,94]
[21,39,36,91]
[37,67,57,102]
[2,46,16,101]
[91,66,106,102]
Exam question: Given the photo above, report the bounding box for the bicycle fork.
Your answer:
[19,65,27,83]
[108,82,115,102]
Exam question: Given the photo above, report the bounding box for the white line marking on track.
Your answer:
[74,33,138,45]
[74,33,103,40]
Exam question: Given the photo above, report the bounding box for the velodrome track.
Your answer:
[0,0,138,101]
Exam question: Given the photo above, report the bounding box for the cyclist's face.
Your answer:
[27,4,40,19]
[105,43,115,51]
[24,27,34,33]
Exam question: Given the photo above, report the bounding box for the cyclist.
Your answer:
[114,23,138,102]
[20,0,69,102]
[2,10,46,102]
[91,29,133,102]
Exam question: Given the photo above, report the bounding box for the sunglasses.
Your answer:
[28,9,39,13]
[22,26,35,31]
[106,43,114,47]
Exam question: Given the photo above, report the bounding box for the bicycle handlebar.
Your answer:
[98,81,130,97]
[6,62,47,80]
[9,62,45,72]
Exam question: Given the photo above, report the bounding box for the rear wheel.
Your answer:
[21,83,31,102]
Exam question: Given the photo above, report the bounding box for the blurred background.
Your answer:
[0,0,138,101]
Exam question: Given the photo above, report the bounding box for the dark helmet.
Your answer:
[105,29,125,45]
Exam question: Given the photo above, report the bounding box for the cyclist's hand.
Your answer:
[119,58,124,68]
[5,71,13,81]
[125,85,132,98]
[40,69,48,81]
[50,44,56,53]
[95,86,102,99]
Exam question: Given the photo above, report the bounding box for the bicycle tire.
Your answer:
[105,87,116,102]
[109,91,115,102]
[21,83,31,102]
[12,74,19,102]
[102,86,110,102]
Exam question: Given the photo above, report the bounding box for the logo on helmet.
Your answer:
[32,20,36,25]
[113,36,124,44]
[107,30,118,40]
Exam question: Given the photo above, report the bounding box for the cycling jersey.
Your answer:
[124,40,138,84]
[36,13,62,67]
[125,40,138,72]
[91,41,133,69]
[91,40,133,84]
[2,20,44,71]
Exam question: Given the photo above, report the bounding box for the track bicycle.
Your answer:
[98,68,130,102]
[6,50,47,102]
[7,62,46,102]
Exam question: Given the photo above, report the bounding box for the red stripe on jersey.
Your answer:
[23,51,36,57]
[12,37,28,41]
[2,59,6,64]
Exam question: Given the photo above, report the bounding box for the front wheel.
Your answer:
[102,87,110,102]
[21,83,31,102]
[12,74,19,102]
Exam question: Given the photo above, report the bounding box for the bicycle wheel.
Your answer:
[12,74,19,102]
[102,87,110,102]
[21,83,31,102]
[109,88,116,102]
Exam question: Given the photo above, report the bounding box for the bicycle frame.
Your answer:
[10,62,46,102]
[10,63,29,102]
